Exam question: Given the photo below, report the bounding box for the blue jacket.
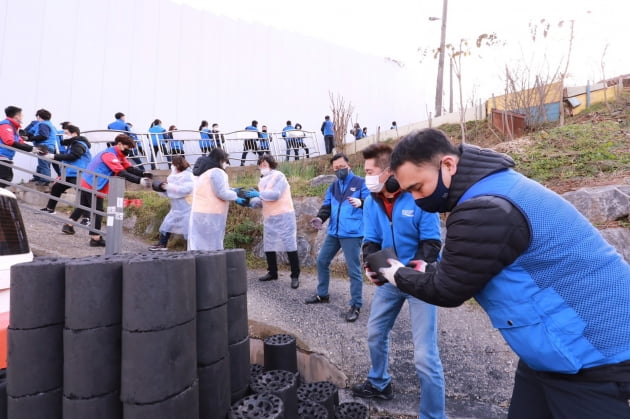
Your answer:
[25,120,57,150]
[148,125,166,146]
[199,129,212,149]
[321,120,334,136]
[0,119,19,160]
[363,192,441,265]
[63,140,91,178]
[461,169,630,373]
[259,132,271,150]
[282,125,294,142]
[38,120,58,150]
[318,172,370,238]
[107,119,129,132]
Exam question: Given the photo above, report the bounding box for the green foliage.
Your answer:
[224,218,262,249]
[512,121,630,182]
[123,190,170,237]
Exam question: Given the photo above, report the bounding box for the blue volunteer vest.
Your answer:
[460,169,630,373]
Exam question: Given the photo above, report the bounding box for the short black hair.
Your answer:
[362,143,392,170]
[114,134,135,148]
[257,154,278,169]
[36,109,51,120]
[251,120,258,126]
[115,112,125,119]
[286,120,291,126]
[4,106,21,118]
[209,147,229,163]
[330,152,349,165]
[390,128,460,171]
[66,125,81,135]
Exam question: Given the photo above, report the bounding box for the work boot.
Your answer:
[62,224,75,235]
[258,272,278,282]
[345,306,360,322]
[351,380,393,400]
[89,237,106,247]
[290,276,299,289]
[304,294,329,304]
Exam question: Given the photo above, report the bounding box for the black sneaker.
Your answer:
[290,276,299,289]
[148,244,168,251]
[345,306,360,322]
[62,224,75,235]
[80,217,91,226]
[304,294,329,304]
[39,207,55,214]
[89,237,106,247]
[351,380,393,400]
[258,273,278,282]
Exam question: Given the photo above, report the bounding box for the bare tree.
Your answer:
[329,92,354,153]
[496,18,575,135]
[445,33,501,142]
[600,43,611,111]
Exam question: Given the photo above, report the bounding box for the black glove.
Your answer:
[12,142,33,152]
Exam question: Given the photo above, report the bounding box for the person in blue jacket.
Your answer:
[320,115,335,154]
[381,128,630,418]
[148,119,167,170]
[241,120,260,166]
[305,153,370,322]
[198,120,212,154]
[0,106,34,187]
[38,124,92,214]
[24,108,58,185]
[107,112,130,132]
[352,143,446,418]
[259,125,272,155]
[282,120,297,161]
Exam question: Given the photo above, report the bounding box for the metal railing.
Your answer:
[82,129,323,168]
[0,143,125,255]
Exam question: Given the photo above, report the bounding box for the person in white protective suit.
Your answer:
[187,148,238,251]
[238,154,301,289]
[148,155,194,251]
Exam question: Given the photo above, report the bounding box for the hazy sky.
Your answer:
[174,0,629,97]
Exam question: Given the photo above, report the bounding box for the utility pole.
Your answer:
[434,0,448,117]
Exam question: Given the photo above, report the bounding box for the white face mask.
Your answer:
[260,168,270,176]
[365,174,384,193]
[222,162,229,170]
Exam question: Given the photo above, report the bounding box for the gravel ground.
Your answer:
[19,201,517,418]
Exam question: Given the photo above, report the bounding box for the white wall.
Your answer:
[0,0,430,140]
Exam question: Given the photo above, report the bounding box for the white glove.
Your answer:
[310,217,323,230]
[140,177,152,188]
[379,258,405,286]
[347,197,362,208]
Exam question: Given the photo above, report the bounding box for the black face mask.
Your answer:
[384,175,400,193]
[335,168,349,180]
[122,148,132,156]
[61,138,73,146]
[414,163,449,213]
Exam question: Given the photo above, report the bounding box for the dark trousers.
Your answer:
[241,139,260,166]
[70,190,104,235]
[158,232,171,246]
[46,177,77,210]
[265,251,300,279]
[324,135,334,154]
[0,162,13,187]
[507,360,630,419]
